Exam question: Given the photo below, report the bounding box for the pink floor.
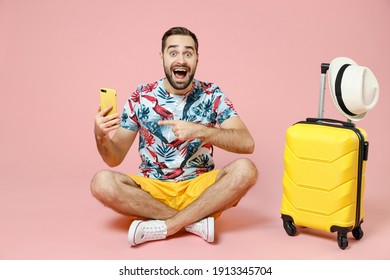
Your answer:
[1,154,390,260]
[1,0,390,260]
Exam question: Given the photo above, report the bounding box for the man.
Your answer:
[91,27,258,246]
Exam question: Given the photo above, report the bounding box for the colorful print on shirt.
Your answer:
[120,79,238,182]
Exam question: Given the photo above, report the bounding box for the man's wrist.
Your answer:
[95,132,109,143]
[198,125,213,142]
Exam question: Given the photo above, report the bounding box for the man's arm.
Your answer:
[203,116,254,154]
[158,116,255,154]
[94,106,138,167]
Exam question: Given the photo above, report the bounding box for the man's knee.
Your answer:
[90,170,116,201]
[231,158,258,187]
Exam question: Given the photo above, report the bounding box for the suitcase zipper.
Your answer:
[352,128,367,229]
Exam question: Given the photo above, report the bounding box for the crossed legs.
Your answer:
[90,158,258,241]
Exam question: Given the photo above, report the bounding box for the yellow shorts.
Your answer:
[128,170,221,216]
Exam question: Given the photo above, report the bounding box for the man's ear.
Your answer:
[160,52,163,65]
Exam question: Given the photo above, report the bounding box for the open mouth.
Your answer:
[173,68,188,79]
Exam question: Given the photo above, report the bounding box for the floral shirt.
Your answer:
[120,78,238,182]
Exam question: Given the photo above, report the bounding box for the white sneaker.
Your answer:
[128,220,167,246]
[185,217,214,242]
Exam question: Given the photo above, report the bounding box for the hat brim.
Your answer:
[328,57,366,121]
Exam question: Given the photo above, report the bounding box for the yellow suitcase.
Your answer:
[281,64,369,249]
[281,118,368,249]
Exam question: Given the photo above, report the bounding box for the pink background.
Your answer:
[1,0,389,259]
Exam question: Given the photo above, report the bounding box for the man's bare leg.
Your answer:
[91,158,258,244]
[90,170,178,219]
[165,158,258,236]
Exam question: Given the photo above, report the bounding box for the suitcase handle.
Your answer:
[306,118,356,128]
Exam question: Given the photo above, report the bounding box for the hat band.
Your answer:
[335,64,357,117]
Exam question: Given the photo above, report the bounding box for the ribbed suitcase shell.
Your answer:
[281,120,368,245]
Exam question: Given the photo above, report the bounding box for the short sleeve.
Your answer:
[214,87,238,125]
[120,90,140,132]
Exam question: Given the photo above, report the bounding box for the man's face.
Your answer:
[161,35,198,94]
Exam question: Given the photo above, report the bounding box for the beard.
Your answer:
[163,62,197,91]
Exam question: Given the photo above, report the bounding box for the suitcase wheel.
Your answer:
[283,220,297,236]
[337,232,348,250]
[352,226,364,240]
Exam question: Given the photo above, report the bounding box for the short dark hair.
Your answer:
[161,27,199,54]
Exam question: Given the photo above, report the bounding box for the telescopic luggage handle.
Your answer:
[321,63,330,74]
[318,63,330,119]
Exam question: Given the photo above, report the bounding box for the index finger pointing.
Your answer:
[158,120,178,126]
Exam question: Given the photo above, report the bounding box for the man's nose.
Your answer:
[176,53,185,63]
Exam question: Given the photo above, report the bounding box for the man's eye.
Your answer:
[170,52,177,57]
[185,52,192,57]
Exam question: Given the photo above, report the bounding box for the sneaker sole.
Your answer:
[128,220,143,246]
[207,217,215,243]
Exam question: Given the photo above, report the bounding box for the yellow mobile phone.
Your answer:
[100,88,117,115]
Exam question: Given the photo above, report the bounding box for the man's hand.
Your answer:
[94,105,121,138]
[158,120,205,140]
[160,117,254,154]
